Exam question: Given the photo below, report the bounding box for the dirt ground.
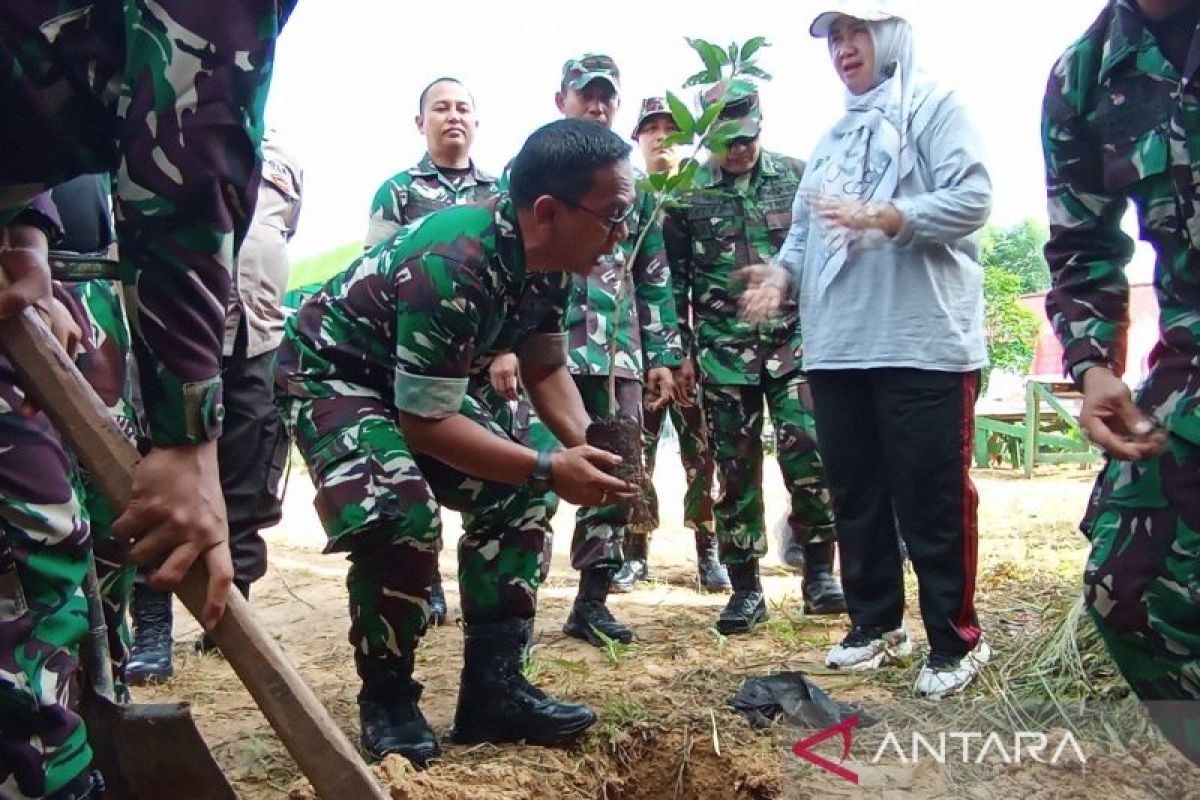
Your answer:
[139,452,1200,799]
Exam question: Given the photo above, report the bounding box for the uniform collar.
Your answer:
[697,150,777,190]
[494,194,527,284]
[1099,0,1176,83]
[413,152,497,185]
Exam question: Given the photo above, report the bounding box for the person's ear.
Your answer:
[554,91,567,115]
[415,114,426,135]
[532,195,559,226]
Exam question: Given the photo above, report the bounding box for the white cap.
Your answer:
[809,1,901,38]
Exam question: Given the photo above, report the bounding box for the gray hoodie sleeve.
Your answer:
[891,94,992,247]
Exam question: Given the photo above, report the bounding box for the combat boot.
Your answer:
[563,567,633,646]
[126,584,174,685]
[357,653,440,768]
[450,619,596,745]
[611,533,649,593]
[695,529,731,592]
[716,559,769,635]
[801,542,847,615]
[429,572,448,626]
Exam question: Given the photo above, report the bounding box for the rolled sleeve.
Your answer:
[393,368,468,419]
[516,332,567,367]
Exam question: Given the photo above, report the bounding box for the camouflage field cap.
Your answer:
[630,96,675,140]
[699,81,762,138]
[561,53,621,92]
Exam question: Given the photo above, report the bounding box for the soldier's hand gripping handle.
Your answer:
[0,266,389,799]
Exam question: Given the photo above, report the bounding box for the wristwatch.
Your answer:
[528,450,555,493]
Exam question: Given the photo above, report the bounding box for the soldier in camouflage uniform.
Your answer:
[364,77,498,626]
[613,96,728,594]
[365,77,498,250]
[1043,0,1200,763]
[667,84,843,635]
[487,55,682,646]
[277,120,639,767]
[48,174,142,693]
[0,3,292,796]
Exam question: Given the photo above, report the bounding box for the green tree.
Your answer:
[980,219,1051,294]
[983,265,1040,384]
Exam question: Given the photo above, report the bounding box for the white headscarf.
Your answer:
[799,16,949,297]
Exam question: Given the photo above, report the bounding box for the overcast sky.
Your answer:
[265,0,1153,275]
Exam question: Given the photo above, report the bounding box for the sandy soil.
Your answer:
[138,451,1200,799]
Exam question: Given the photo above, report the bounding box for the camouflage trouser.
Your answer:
[1082,432,1200,763]
[640,395,715,537]
[0,358,94,799]
[702,372,835,565]
[62,278,142,692]
[284,393,555,668]
[570,375,643,572]
[470,379,561,520]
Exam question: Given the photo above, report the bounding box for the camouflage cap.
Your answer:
[630,96,674,140]
[561,53,621,93]
[698,81,762,138]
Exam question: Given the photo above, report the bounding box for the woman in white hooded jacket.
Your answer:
[746,2,993,698]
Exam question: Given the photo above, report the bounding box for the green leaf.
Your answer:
[660,130,694,148]
[695,98,724,136]
[740,36,769,62]
[665,90,695,136]
[704,120,745,153]
[728,78,757,96]
[649,172,669,191]
[727,42,740,67]
[687,37,724,78]
[739,65,773,81]
[711,41,731,66]
[682,69,710,88]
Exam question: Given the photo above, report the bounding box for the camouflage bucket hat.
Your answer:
[631,96,673,140]
[562,53,621,92]
[699,81,762,138]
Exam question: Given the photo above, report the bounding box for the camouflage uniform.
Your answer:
[50,174,142,694]
[365,154,497,249]
[667,149,835,565]
[276,196,569,673]
[1043,0,1200,762]
[494,168,682,571]
[563,183,682,570]
[0,3,292,795]
[639,400,715,538]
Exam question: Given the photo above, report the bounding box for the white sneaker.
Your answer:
[826,625,913,670]
[913,640,993,699]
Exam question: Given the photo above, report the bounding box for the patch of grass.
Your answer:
[598,696,653,743]
[590,626,633,665]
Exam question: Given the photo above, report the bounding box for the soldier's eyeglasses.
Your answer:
[557,198,634,237]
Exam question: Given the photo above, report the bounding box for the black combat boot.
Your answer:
[611,534,649,593]
[126,584,173,685]
[695,529,731,593]
[801,542,847,615]
[357,652,441,767]
[429,572,448,626]
[450,619,596,745]
[716,559,769,634]
[563,567,633,646]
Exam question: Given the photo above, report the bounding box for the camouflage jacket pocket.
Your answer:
[1101,126,1170,196]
